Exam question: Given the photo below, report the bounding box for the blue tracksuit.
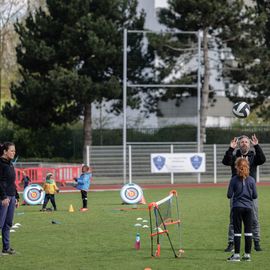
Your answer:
[75,172,92,209]
[227,175,257,208]
[227,175,257,254]
[75,172,91,191]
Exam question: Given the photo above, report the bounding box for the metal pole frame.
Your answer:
[197,30,202,184]
[123,29,201,184]
[123,29,127,184]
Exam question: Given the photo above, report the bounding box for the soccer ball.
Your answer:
[232,102,250,118]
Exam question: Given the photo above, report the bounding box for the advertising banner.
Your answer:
[151,153,205,173]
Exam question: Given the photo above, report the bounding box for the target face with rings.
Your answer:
[23,184,45,205]
[120,183,143,204]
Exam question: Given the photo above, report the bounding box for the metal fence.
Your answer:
[88,143,270,185]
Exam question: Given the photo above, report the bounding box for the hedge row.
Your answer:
[1,125,269,161]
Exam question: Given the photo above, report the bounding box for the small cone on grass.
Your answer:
[140,195,146,205]
[69,204,74,212]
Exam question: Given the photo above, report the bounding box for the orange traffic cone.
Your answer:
[140,195,146,205]
[69,204,74,212]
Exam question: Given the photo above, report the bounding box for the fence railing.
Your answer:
[15,166,81,189]
[16,143,270,185]
[88,143,270,185]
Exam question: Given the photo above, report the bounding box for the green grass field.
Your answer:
[1,186,270,270]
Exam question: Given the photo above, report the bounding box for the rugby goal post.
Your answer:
[122,29,202,184]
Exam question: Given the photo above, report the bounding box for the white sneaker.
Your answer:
[227,254,240,262]
[242,253,251,262]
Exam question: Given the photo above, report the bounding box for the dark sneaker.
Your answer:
[227,254,240,262]
[2,248,16,255]
[224,242,234,252]
[242,254,251,262]
[254,241,262,251]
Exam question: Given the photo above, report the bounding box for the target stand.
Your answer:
[23,184,45,205]
[120,183,143,205]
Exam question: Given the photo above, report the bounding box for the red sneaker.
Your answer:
[80,208,88,212]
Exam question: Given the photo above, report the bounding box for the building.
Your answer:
[157,96,234,128]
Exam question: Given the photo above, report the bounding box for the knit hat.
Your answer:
[46,173,54,183]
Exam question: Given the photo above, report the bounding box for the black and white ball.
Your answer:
[232,102,250,118]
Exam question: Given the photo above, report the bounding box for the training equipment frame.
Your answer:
[148,190,182,258]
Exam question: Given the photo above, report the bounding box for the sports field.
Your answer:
[2,185,270,270]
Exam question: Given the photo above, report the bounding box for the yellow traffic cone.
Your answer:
[69,204,74,212]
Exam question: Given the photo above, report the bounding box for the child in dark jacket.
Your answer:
[74,165,92,212]
[21,171,31,205]
[227,157,257,262]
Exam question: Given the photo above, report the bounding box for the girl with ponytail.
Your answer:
[227,157,257,262]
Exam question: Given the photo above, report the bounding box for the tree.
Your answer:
[223,0,270,121]
[156,0,260,150]
[2,0,150,162]
[0,0,26,109]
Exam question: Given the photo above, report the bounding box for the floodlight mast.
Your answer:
[122,29,202,184]
[123,28,128,184]
[197,30,202,184]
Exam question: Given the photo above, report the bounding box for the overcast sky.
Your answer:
[155,0,168,8]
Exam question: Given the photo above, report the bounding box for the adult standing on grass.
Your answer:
[0,142,19,255]
[227,157,257,262]
[222,134,266,252]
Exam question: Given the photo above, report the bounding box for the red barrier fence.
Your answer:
[16,166,82,189]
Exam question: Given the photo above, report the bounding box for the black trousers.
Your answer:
[233,207,253,254]
[81,190,88,208]
[42,194,57,210]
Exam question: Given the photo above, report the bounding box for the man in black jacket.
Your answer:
[222,134,266,252]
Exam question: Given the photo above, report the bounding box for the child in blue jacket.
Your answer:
[74,165,92,212]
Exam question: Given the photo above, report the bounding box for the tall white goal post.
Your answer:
[122,29,202,184]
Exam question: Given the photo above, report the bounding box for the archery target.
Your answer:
[23,184,45,205]
[120,183,143,204]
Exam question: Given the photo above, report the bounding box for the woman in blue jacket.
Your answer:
[227,157,257,262]
[74,165,92,212]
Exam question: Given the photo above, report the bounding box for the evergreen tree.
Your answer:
[2,0,150,161]
[223,0,270,121]
[157,0,261,148]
